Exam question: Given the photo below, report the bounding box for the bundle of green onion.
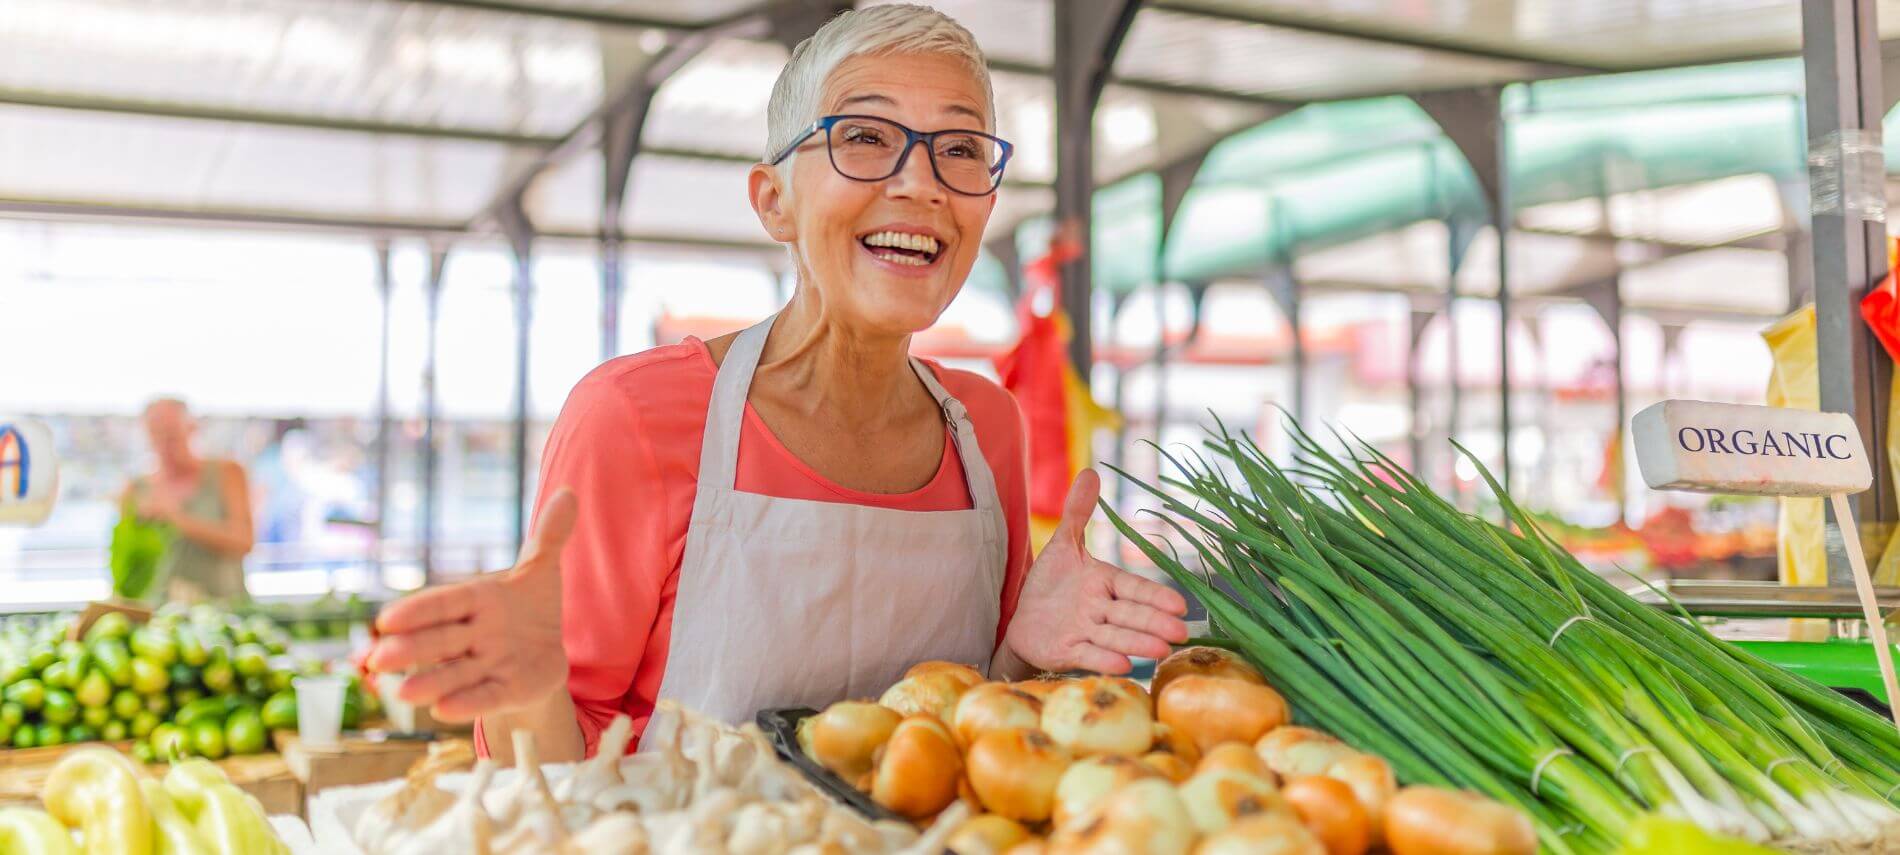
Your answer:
[1103,418,1900,854]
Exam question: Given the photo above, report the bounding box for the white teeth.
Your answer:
[860,230,940,255]
[868,249,930,266]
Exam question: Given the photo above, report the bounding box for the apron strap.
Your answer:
[697,313,778,492]
[908,358,1004,519]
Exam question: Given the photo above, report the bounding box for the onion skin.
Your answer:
[1152,723,1202,765]
[955,683,1045,747]
[1157,675,1289,755]
[908,660,986,691]
[1141,752,1194,783]
[1153,646,1265,698]
[949,814,1033,855]
[1384,787,1535,855]
[881,671,972,723]
[1283,776,1371,855]
[1004,841,1048,855]
[1051,755,1161,829]
[1178,766,1288,835]
[1324,753,1395,845]
[1107,677,1154,715]
[871,716,965,820]
[802,701,902,779]
[1190,813,1326,855]
[1011,678,1069,701]
[1048,778,1195,855]
[966,728,1072,824]
[1042,677,1155,758]
[1256,727,1354,779]
[1196,742,1276,782]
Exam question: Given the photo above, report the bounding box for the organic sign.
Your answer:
[0,418,58,525]
[1632,400,1873,497]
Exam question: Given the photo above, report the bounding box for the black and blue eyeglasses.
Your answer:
[768,115,1013,197]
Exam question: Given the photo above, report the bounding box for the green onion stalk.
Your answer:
[1102,416,1900,851]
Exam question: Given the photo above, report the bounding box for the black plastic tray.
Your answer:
[757,706,908,824]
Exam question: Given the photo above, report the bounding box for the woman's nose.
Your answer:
[885,141,948,204]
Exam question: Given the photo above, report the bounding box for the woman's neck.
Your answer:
[157,454,202,481]
[756,288,924,428]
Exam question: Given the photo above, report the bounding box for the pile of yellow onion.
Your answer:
[799,647,1536,855]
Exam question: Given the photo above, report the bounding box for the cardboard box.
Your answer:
[278,733,446,797]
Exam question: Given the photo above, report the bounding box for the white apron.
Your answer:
[649,313,1009,727]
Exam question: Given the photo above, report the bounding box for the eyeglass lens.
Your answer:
[826,117,1002,195]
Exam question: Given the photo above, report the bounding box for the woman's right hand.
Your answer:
[364,489,578,722]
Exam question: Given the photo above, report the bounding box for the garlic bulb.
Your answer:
[1156,675,1288,755]
[953,684,1044,747]
[1051,755,1160,829]
[554,715,635,806]
[1152,647,1265,699]
[354,740,472,851]
[563,811,647,855]
[871,716,964,820]
[1047,778,1195,855]
[490,730,568,850]
[385,760,497,855]
[1177,766,1287,835]
[1189,813,1324,855]
[1041,677,1154,758]
[727,802,792,855]
[965,728,1071,824]
[802,702,902,779]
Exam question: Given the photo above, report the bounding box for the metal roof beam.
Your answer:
[1146,0,1608,77]
[0,88,565,147]
[388,0,699,31]
[0,196,781,253]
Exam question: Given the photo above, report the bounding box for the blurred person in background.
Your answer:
[122,398,255,603]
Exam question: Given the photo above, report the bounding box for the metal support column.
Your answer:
[1802,0,1898,578]
[419,245,448,583]
[371,240,393,581]
[499,201,536,553]
[1267,267,1305,426]
[1407,302,1437,471]
[1580,277,1628,525]
[1052,0,1143,374]
[1415,88,1510,490]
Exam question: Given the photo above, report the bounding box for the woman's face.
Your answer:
[751,51,998,338]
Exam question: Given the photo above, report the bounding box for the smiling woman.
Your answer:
[363,3,1190,765]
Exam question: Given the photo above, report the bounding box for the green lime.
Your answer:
[56,640,89,674]
[266,670,293,694]
[36,723,63,747]
[130,740,156,764]
[0,657,29,685]
[80,706,111,730]
[26,643,56,672]
[129,710,160,739]
[130,628,178,667]
[175,697,225,729]
[144,692,173,717]
[200,661,234,694]
[11,724,35,749]
[0,721,11,746]
[170,687,203,709]
[174,628,208,667]
[39,661,72,690]
[64,723,97,744]
[225,709,265,756]
[0,701,20,727]
[111,689,142,720]
[130,658,169,695]
[90,639,133,687]
[232,644,269,679]
[40,689,76,724]
[75,669,112,709]
[101,720,127,742]
[84,611,133,642]
[240,675,269,699]
[150,723,189,761]
[260,691,297,731]
[189,720,226,760]
[168,663,198,689]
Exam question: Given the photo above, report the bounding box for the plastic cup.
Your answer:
[293,675,347,750]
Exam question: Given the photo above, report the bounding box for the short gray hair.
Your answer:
[765,4,996,165]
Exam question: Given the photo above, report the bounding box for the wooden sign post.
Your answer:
[1633,399,1897,736]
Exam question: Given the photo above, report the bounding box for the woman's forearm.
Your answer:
[168,513,252,558]
[990,642,1039,681]
[477,689,586,764]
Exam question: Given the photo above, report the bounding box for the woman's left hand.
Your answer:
[1001,468,1190,676]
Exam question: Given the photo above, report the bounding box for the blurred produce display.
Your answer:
[0,604,375,762]
[0,744,290,854]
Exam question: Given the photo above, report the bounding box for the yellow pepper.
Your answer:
[161,761,286,855]
[139,780,211,855]
[1612,815,1780,855]
[40,748,152,855]
[0,807,79,855]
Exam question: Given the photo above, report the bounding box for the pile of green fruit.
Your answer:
[0,605,372,762]
[240,592,376,642]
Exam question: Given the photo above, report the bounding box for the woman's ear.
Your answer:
[748,164,795,244]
